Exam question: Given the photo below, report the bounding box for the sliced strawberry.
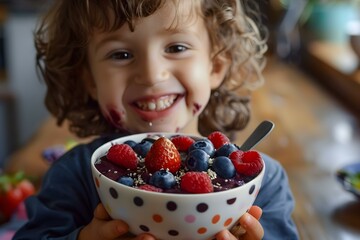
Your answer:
[170,135,195,152]
[207,131,230,149]
[107,144,138,170]
[229,150,263,176]
[180,172,214,193]
[145,137,181,173]
[138,184,163,192]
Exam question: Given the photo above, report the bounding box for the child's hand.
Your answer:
[78,203,155,240]
[214,206,264,240]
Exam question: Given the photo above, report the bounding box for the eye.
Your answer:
[109,51,133,60]
[165,44,188,53]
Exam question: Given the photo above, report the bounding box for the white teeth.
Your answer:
[136,95,177,111]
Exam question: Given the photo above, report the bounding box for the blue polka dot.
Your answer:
[167,201,177,211]
[109,187,118,199]
[133,196,144,206]
[227,197,237,205]
[249,184,255,195]
[168,229,179,236]
[139,225,149,232]
[196,203,208,213]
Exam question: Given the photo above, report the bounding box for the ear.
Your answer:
[209,54,231,89]
[82,66,98,100]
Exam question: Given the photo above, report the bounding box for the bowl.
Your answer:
[336,162,360,199]
[91,133,265,240]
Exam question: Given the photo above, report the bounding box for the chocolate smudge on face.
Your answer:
[106,107,125,129]
[193,103,202,115]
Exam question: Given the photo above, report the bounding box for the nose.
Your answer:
[134,54,169,86]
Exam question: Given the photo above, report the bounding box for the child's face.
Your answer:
[85,1,228,135]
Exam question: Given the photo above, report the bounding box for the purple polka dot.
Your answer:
[167,201,177,211]
[109,187,118,199]
[185,215,196,223]
[227,197,237,205]
[249,185,255,195]
[139,225,149,232]
[196,203,208,213]
[133,196,144,206]
[168,230,179,236]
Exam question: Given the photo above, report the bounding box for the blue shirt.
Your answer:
[13,134,299,239]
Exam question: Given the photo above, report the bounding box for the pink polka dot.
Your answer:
[184,214,196,223]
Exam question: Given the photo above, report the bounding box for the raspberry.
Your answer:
[171,135,195,152]
[229,150,263,177]
[106,144,138,170]
[145,137,181,173]
[138,184,163,192]
[207,131,230,149]
[180,172,214,193]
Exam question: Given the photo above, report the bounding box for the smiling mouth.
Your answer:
[134,94,179,111]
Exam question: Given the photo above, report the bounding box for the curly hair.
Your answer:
[34,0,267,139]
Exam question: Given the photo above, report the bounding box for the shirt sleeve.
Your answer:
[254,154,299,240]
[12,140,102,240]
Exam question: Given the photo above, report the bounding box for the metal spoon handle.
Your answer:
[238,120,275,151]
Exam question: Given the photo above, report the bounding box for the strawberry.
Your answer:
[138,184,163,192]
[229,150,263,176]
[17,179,35,199]
[207,131,230,149]
[107,144,138,170]
[171,135,195,152]
[145,137,181,173]
[180,172,214,193]
[0,172,36,221]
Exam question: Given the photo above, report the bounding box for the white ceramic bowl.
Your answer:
[91,133,265,240]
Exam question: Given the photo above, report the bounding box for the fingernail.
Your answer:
[221,231,231,240]
[140,235,154,240]
[116,225,127,235]
[242,214,252,228]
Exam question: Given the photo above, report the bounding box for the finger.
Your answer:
[239,212,264,239]
[215,229,238,240]
[247,206,262,220]
[94,203,111,220]
[133,233,156,240]
[98,219,129,239]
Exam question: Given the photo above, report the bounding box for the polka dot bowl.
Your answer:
[91,133,265,240]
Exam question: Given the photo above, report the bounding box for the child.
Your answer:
[13,0,299,239]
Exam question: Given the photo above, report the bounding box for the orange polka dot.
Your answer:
[95,177,100,188]
[152,214,163,223]
[197,227,207,234]
[224,218,233,227]
[212,214,221,224]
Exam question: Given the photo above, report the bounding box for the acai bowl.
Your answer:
[91,132,265,240]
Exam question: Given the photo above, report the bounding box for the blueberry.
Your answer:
[215,143,238,157]
[133,139,153,158]
[117,176,134,187]
[149,170,176,189]
[188,139,215,157]
[212,156,236,179]
[186,149,209,172]
[124,140,137,148]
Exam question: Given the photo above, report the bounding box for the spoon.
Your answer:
[238,120,275,151]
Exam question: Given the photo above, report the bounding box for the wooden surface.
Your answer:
[234,57,360,240]
[302,41,360,114]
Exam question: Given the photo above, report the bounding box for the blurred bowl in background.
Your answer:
[336,162,360,199]
[347,21,360,62]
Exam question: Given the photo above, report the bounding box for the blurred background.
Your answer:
[0,0,360,239]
